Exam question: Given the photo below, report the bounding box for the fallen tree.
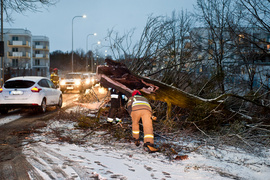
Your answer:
[97,59,270,117]
[97,59,226,119]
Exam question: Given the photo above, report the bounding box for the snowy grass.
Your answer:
[22,115,270,180]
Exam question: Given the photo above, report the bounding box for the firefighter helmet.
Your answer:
[132,90,142,96]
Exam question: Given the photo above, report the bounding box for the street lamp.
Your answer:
[71,15,86,72]
[86,33,97,72]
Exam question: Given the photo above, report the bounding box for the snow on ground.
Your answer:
[0,114,22,126]
[22,106,270,180]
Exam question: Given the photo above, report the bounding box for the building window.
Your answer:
[35,59,40,66]
[12,48,18,52]
[12,36,19,41]
[12,59,18,67]
[35,42,40,45]
[35,50,40,54]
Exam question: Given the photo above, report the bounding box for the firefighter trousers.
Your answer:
[131,109,154,144]
[108,107,122,122]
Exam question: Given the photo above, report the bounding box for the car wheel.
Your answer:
[57,95,62,108]
[39,98,47,113]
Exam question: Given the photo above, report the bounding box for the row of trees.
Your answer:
[49,49,111,74]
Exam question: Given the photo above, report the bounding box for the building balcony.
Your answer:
[33,54,49,59]
[33,64,48,68]
[33,45,49,51]
[33,61,49,68]
[7,40,31,48]
[7,51,31,59]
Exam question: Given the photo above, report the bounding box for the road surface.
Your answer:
[0,93,79,179]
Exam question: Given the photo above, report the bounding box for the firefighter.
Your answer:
[50,68,59,87]
[107,88,125,124]
[126,90,159,153]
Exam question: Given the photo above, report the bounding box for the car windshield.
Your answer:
[4,80,35,89]
[65,74,82,79]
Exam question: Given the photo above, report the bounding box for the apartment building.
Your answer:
[2,28,50,78]
[189,27,270,89]
[32,35,50,76]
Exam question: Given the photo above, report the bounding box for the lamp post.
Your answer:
[71,15,86,72]
[86,33,97,72]
[1,0,3,86]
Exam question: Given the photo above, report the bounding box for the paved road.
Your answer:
[0,93,79,179]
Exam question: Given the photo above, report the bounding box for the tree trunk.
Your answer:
[97,59,221,111]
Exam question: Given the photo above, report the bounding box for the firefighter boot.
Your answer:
[143,142,159,153]
[134,138,140,146]
[115,117,122,123]
[107,117,114,124]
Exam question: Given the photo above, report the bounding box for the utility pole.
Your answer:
[1,0,4,86]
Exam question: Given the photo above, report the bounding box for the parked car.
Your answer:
[0,76,62,114]
[83,73,98,89]
[59,72,85,93]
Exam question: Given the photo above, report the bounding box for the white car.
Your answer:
[0,76,62,114]
[59,72,86,93]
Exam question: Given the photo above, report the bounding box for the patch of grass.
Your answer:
[76,116,100,129]
[109,124,132,140]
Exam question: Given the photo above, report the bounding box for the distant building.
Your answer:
[2,28,50,79]
[189,27,270,90]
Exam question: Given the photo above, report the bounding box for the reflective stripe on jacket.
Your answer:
[50,73,59,82]
[127,95,152,114]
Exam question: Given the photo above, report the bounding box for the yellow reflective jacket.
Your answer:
[50,73,59,82]
[127,95,152,114]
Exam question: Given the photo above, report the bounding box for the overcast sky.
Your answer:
[4,0,196,54]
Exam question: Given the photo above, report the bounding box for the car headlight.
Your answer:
[91,78,95,83]
[60,80,66,85]
[75,80,81,85]
[85,79,90,84]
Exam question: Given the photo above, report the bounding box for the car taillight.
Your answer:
[31,87,42,92]
[0,87,2,93]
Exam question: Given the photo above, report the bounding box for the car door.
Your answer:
[46,79,59,104]
[38,79,53,105]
